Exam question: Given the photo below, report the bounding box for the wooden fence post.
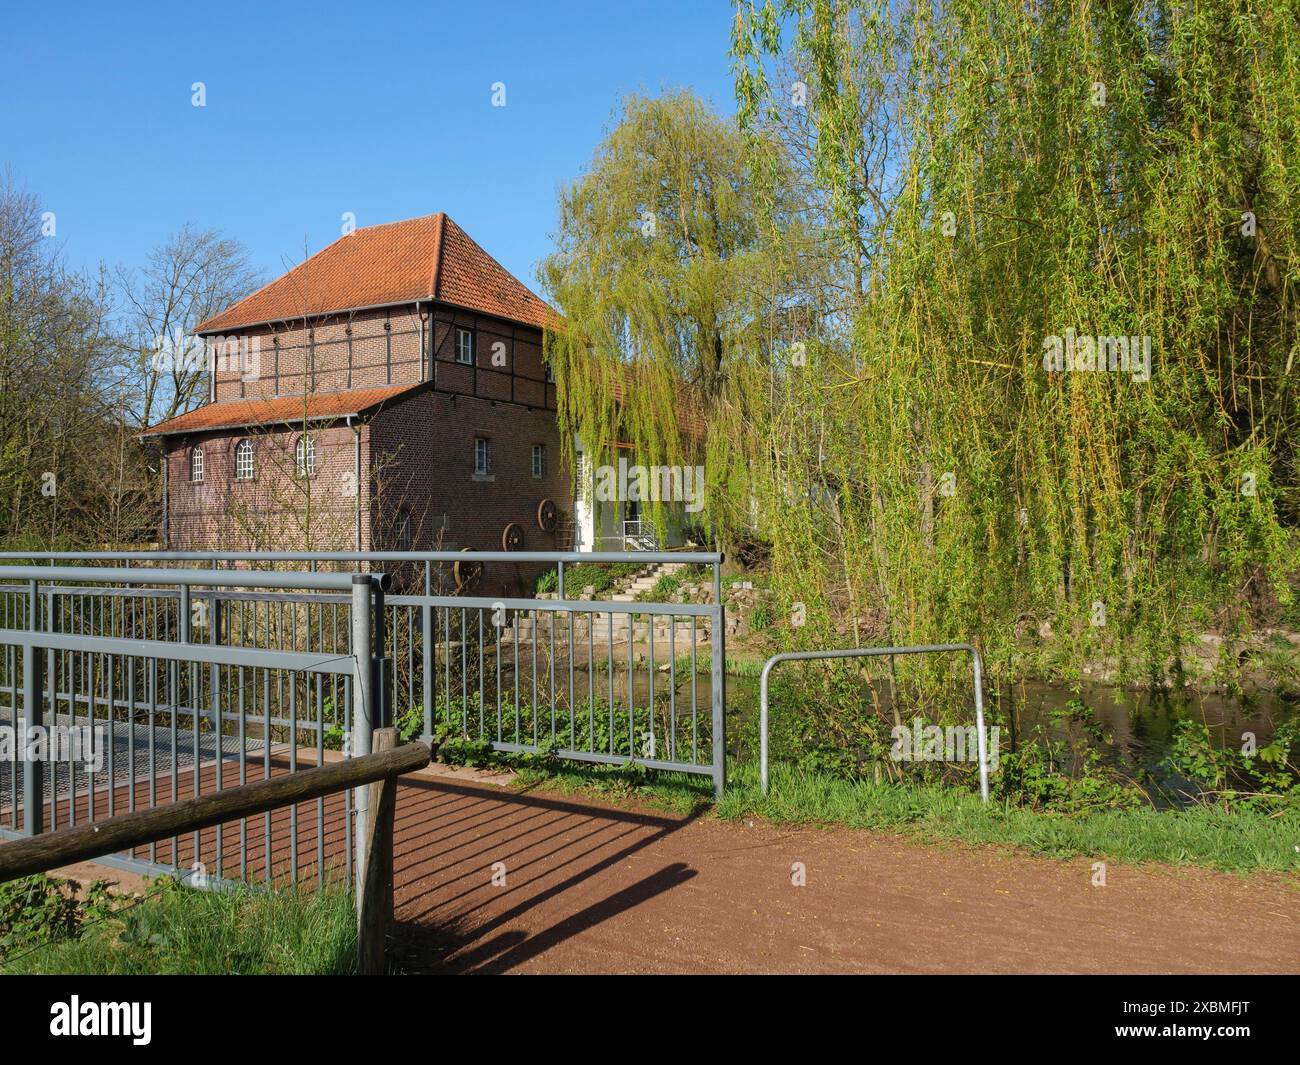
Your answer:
[357,727,398,975]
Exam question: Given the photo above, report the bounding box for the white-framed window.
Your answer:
[394,510,412,552]
[531,444,546,480]
[234,439,254,481]
[189,446,204,482]
[474,437,493,477]
[455,327,475,365]
[295,434,316,478]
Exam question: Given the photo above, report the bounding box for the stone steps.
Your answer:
[499,561,700,644]
[609,560,688,602]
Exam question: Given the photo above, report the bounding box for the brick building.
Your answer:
[143,213,571,591]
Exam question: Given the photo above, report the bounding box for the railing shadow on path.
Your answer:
[387,776,703,973]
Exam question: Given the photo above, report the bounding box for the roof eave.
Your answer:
[199,296,556,336]
[140,380,432,439]
[196,297,433,336]
[140,410,362,439]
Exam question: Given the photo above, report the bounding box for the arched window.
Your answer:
[189,446,204,483]
[295,434,316,478]
[234,439,254,481]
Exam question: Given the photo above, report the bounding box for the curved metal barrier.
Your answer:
[759,644,989,802]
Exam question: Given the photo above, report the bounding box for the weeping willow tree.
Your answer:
[544,3,1297,694]
[539,89,827,548]
[724,0,1298,684]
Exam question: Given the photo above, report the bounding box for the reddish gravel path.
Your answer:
[22,759,1297,973]
[388,772,1300,974]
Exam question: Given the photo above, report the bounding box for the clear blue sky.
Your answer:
[0,0,738,297]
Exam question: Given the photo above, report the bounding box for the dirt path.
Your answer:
[40,759,1299,973]
[387,772,1300,974]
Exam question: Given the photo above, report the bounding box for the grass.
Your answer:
[536,562,646,597]
[669,650,769,677]
[2,880,356,975]
[513,762,714,818]
[514,759,1300,876]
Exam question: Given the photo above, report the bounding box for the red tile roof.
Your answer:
[196,214,559,334]
[141,383,425,437]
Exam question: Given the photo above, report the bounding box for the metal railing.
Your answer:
[0,550,728,887]
[759,644,990,802]
[0,566,386,889]
[620,520,660,551]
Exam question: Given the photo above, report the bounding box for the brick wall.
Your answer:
[210,306,426,402]
[367,387,570,593]
[427,309,554,410]
[171,300,567,591]
[166,422,370,552]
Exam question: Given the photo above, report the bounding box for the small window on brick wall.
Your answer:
[295,434,316,479]
[455,327,475,365]
[189,446,204,483]
[234,439,254,481]
[474,437,493,477]
[531,444,546,479]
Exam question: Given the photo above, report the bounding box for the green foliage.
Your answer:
[543,5,1300,741]
[4,879,356,976]
[554,562,645,597]
[996,740,1145,814]
[0,875,115,958]
[398,686,712,773]
[1164,718,1300,806]
[636,571,687,602]
[540,89,820,542]
[726,0,1298,686]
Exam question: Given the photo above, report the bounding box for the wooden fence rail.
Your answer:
[0,728,430,974]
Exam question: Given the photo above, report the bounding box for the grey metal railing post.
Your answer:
[970,647,988,799]
[179,585,191,641]
[22,579,43,836]
[711,559,725,798]
[44,586,55,808]
[351,574,374,898]
[371,578,388,729]
[421,562,432,739]
[210,574,222,731]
